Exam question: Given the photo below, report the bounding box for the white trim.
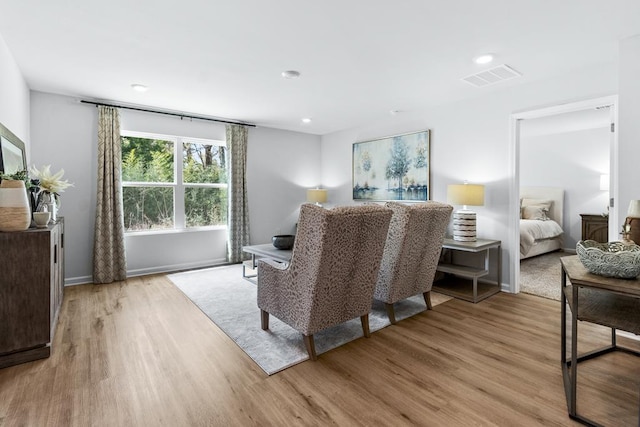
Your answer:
[509,95,618,294]
[63,258,229,286]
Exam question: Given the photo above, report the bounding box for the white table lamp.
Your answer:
[447,183,485,242]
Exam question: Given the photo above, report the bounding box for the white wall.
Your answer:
[321,63,618,288]
[30,91,321,284]
[520,125,610,248]
[0,33,29,149]
[618,35,640,226]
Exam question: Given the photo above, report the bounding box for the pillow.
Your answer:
[521,198,553,211]
[522,205,549,221]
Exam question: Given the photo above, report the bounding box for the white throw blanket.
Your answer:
[520,219,563,256]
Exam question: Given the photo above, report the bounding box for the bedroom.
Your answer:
[518,106,612,299]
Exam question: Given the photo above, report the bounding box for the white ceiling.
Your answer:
[0,0,639,135]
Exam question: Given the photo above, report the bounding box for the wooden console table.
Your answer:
[560,255,640,426]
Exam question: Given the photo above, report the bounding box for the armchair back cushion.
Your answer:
[257,204,392,336]
[374,201,453,304]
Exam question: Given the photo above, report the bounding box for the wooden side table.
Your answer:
[433,238,501,303]
[580,214,608,243]
[560,256,640,426]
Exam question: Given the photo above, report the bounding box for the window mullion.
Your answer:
[175,137,185,228]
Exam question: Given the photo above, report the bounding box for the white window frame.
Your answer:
[121,130,227,234]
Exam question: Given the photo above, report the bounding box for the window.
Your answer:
[121,131,227,232]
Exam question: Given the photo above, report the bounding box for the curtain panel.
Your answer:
[226,124,250,263]
[93,106,127,283]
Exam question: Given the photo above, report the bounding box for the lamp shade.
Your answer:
[307,188,328,204]
[599,174,609,191]
[447,184,485,207]
[628,200,640,218]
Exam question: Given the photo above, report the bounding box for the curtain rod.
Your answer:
[80,100,256,127]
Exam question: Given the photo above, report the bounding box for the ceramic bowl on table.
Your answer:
[272,234,295,250]
[575,240,640,279]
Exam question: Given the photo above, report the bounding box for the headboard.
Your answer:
[520,186,564,226]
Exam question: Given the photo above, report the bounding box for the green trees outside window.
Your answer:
[121,134,227,232]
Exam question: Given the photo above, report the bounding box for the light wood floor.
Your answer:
[1,274,638,426]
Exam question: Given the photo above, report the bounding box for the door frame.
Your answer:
[508,95,618,293]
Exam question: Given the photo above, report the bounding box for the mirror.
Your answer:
[0,122,27,175]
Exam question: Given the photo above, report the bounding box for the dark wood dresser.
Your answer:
[580,214,608,243]
[0,219,64,368]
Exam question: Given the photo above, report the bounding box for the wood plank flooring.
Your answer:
[0,273,638,426]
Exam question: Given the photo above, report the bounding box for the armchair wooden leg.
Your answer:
[261,310,269,330]
[360,314,371,338]
[303,334,317,361]
[384,303,397,324]
[423,291,433,310]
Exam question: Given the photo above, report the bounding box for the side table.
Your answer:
[560,255,640,426]
[433,238,501,303]
[241,244,292,279]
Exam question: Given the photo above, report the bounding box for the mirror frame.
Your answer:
[0,121,27,175]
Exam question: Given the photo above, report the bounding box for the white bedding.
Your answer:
[520,219,563,257]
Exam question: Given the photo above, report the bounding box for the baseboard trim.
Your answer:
[64,258,228,286]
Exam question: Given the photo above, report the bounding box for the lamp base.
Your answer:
[452,210,477,242]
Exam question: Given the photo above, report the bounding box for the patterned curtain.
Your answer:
[226,124,250,263]
[93,106,127,283]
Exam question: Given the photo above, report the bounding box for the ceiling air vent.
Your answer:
[462,64,522,87]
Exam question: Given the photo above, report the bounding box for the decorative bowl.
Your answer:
[272,234,295,250]
[576,240,640,279]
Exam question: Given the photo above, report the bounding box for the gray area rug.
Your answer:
[520,251,567,301]
[168,264,447,375]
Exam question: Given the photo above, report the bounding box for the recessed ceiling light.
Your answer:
[131,84,149,92]
[390,110,400,115]
[301,117,312,124]
[281,70,301,79]
[474,54,494,65]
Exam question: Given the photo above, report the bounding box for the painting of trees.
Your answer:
[352,130,430,201]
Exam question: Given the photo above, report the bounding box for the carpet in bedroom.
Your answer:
[519,250,568,301]
[168,264,451,375]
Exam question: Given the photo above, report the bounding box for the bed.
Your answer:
[520,187,564,259]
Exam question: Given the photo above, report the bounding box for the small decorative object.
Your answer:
[30,164,73,223]
[272,234,295,250]
[576,240,640,279]
[0,179,32,231]
[37,191,57,222]
[621,223,634,244]
[33,211,51,228]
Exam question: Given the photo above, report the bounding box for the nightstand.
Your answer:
[433,238,501,303]
[580,214,608,243]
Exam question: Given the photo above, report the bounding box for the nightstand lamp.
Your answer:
[307,188,328,206]
[447,183,485,242]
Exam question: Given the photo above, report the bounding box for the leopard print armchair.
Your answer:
[257,203,392,360]
[374,201,453,324]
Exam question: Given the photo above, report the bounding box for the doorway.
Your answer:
[508,95,618,294]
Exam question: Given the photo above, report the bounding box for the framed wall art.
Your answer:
[353,130,430,201]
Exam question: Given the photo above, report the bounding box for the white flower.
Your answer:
[30,164,74,194]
